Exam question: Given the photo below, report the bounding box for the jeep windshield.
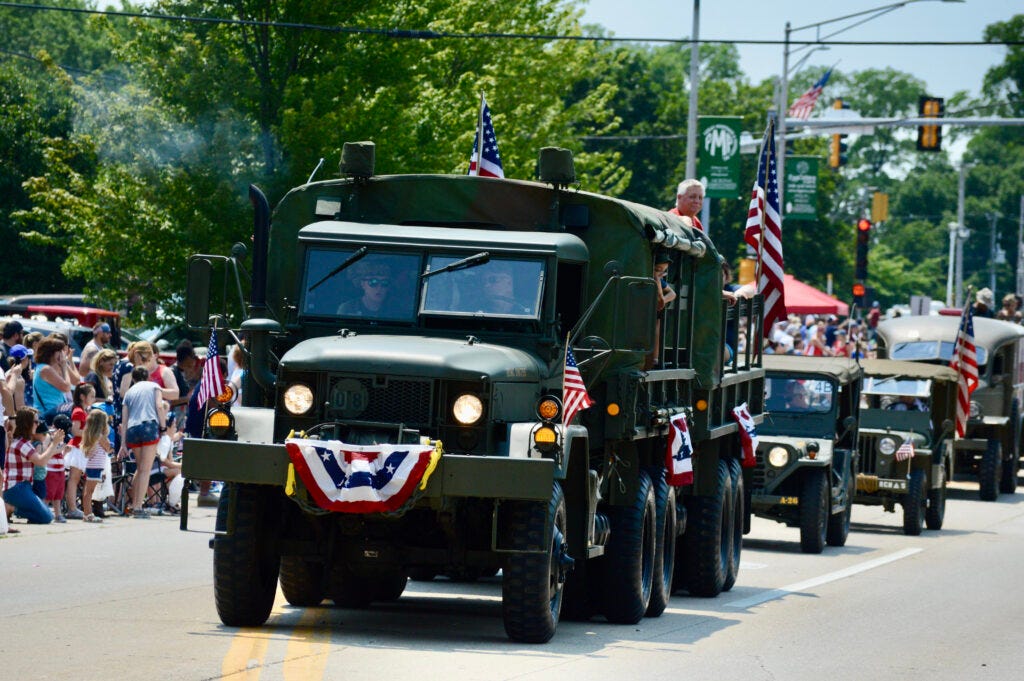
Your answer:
[890,340,987,365]
[862,377,931,398]
[766,377,834,414]
[420,255,544,319]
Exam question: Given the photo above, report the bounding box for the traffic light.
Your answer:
[828,98,850,168]
[917,96,944,151]
[855,218,871,281]
[852,283,866,309]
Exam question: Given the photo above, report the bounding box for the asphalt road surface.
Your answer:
[4,479,1024,681]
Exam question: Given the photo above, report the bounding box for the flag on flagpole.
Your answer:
[949,299,979,438]
[468,95,504,178]
[894,441,915,462]
[196,330,226,405]
[563,344,594,427]
[743,119,786,338]
[787,68,833,121]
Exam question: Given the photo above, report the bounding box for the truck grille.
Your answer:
[327,376,433,426]
[858,435,879,475]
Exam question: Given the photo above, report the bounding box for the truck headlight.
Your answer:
[767,446,790,468]
[969,401,982,419]
[879,437,898,456]
[453,394,483,425]
[283,384,314,415]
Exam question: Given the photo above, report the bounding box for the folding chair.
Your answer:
[112,451,172,516]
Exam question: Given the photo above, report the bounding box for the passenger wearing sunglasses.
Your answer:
[338,264,392,317]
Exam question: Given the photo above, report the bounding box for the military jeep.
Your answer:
[876,316,1024,500]
[744,355,862,553]
[855,359,958,534]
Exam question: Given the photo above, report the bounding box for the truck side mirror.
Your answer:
[186,257,212,329]
[941,418,954,434]
[623,279,657,352]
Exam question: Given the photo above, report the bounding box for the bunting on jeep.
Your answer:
[285,438,440,513]
[732,403,759,468]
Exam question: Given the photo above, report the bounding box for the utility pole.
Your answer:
[989,212,999,296]
[1017,195,1024,295]
[684,0,700,179]
[955,164,969,307]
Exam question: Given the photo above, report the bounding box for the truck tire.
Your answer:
[926,464,946,530]
[213,484,281,627]
[799,469,828,554]
[502,482,568,643]
[329,565,374,609]
[408,568,437,582]
[279,557,325,607]
[645,470,676,618]
[979,439,1002,501]
[1000,400,1020,494]
[826,465,853,547]
[902,469,926,536]
[723,457,743,592]
[600,470,656,623]
[372,572,408,602]
[678,458,733,597]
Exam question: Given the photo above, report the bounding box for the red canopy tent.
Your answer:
[782,274,849,316]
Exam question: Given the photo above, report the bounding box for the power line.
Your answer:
[1,2,1022,47]
[0,47,127,85]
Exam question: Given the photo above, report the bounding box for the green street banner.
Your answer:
[784,156,819,221]
[698,116,742,198]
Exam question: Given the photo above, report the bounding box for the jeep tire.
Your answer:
[902,468,926,536]
[979,439,1002,502]
[213,484,281,626]
[503,482,568,643]
[1000,400,1020,494]
[799,469,828,554]
[826,464,853,547]
[925,463,946,530]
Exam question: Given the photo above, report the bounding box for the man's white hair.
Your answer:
[676,178,705,196]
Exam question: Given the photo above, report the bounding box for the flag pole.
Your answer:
[754,120,771,314]
[472,92,485,177]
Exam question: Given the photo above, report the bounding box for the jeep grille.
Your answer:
[858,435,879,474]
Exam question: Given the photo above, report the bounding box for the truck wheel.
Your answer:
[600,469,656,623]
[979,439,1002,501]
[502,482,568,643]
[826,465,853,547]
[645,470,676,617]
[213,484,281,626]
[329,564,374,608]
[408,568,437,582]
[279,557,325,607]
[799,469,828,554]
[679,458,733,597]
[372,572,408,601]
[723,457,744,592]
[902,469,926,536]
[925,464,946,530]
[1000,400,1020,494]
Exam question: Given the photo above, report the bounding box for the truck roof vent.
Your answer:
[538,147,575,188]
[340,141,375,179]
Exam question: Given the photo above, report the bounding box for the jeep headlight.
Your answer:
[878,436,898,456]
[283,383,314,415]
[969,401,982,419]
[767,446,790,468]
[453,394,483,425]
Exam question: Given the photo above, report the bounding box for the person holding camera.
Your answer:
[3,407,66,525]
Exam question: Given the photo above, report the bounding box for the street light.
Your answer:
[778,0,963,196]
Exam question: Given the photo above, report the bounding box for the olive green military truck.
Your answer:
[855,359,958,535]
[875,316,1024,501]
[181,143,764,643]
[745,355,862,553]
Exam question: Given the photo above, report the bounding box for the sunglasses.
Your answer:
[364,278,390,288]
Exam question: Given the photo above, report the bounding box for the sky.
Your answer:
[581,0,1018,101]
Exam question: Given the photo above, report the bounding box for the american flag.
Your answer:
[563,345,594,427]
[196,330,226,405]
[468,96,504,178]
[787,69,833,121]
[949,300,979,438]
[744,119,786,338]
[894,441,915,462]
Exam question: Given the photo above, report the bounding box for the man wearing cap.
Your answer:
[1,320,24,369]
[78,322,113,375]
[973,288,995,319]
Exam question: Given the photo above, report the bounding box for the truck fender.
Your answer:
[233,406,276,444]
[507,422,588,479]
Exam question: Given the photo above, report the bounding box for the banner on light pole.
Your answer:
[783,156,819,221]
[698,116,742,198]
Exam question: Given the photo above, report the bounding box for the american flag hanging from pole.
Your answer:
[563,344,594,427]
[743,119,786,338]
[949,299,979,438]
[196,330,226,405]
[787,68,833,121]
[468,95,504,178]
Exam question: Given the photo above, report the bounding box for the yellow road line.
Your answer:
[283,607,333,680]
[221,587,287,679]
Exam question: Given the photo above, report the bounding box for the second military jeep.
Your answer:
[744,355,862,553]
[855,359,958,535]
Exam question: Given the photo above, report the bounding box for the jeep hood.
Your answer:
[279,335,547,382]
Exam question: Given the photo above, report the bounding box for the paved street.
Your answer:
[3,479,1024,681]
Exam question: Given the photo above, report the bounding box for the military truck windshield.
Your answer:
[891,340,987,365]
[766,377,834,414]
[301,248,420,322]
[420,255,543,319]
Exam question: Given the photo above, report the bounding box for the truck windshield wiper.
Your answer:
[420,251,490,279]
[309,246,368,291]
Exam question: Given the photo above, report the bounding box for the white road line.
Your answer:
[725,547,924,609]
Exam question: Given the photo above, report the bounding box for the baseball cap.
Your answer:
[9,344,31,360]
[97,323,112,333]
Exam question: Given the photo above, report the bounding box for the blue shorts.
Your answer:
[86,467,105,482]
[126,421,159,449]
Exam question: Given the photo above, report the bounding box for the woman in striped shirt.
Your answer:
[3,407,66,524]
